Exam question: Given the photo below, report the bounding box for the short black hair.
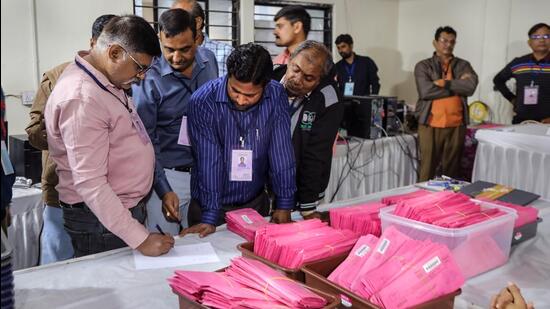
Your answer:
[528,23,550,36]
[191,2,206,31]
[227,43,273,86]
[92,14,117,39]
[335,34,353,45]
[274,5,311,37]
[159,9,196,39]
[435,26,457,40]
[98,15,161,57]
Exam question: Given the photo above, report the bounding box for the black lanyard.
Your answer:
[228,106,260,148]
[75,60,132,113]
[175,74,198,94]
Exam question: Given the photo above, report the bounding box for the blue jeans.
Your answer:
[145,169,191,235]
[39,205,74,265]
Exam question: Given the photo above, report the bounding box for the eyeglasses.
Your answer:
[438,38,456,45]
[118,45,151,76]
[530,34,550,40]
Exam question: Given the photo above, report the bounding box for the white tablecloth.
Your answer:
[7,187,43,270]
[14,185,550,309]
[472,124,550,200]
[325,134,418,202]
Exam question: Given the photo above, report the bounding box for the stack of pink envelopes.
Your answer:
[254,219,358,269]
[168,256,327,309]
[474,198,538,228]
[226,208,271,242]
[393,191,507,228]
[329,202,387,236]
[381,189,433,205]
[328,226,464,308]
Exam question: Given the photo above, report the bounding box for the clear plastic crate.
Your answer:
[379,200,517,278]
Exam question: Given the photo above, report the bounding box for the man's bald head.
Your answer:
[171,0,195,11]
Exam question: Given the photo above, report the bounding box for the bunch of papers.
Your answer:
[392,191,507,228]
[226,208,270,242]
[328,226,464,308]
[169,256,327,309]
[329,202,387,236]
[380,189,433,205]
[254,219,358,269]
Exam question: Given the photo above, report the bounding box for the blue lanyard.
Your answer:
[345,61,356,81]
[75,60,132,113]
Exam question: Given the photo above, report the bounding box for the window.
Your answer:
[134,0,239,46]
[254,0,332,57]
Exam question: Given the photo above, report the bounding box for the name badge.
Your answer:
[130,111,150,145]
[231,149,253,181]
[524,85,539,105]
[1,140,14,175]
[344,82,355,96]
[178,116,191,146]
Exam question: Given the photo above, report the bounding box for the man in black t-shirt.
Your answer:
[493,23,550,123]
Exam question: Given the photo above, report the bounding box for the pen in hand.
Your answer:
[156,224,166,235]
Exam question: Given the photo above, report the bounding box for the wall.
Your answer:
[395,0,550,123]
[1,0,132,136]
[240,0,400,96]
[2,0,547,135]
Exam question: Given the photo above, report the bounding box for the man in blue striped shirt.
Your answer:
[183,43,296,237]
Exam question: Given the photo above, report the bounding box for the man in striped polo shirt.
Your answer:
[493,23,550,123]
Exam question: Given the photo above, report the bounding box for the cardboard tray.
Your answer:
[301,254,461,309]
[237,242,350,283]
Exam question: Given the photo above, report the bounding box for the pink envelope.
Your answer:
[328,234,379,289]
[451,234,507,278]
[476,198,538,228]
[226,208,271,242]
[349,226,410,292]
[371,244,464,308]
[330,202,386,236]
[226,257,327,308]
[381,189,433,205]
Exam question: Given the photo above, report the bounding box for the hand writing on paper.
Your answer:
[180,223,216,238]
[162,191,180,222]
[136,233,175,256]
[490,282,534,309]
[270,209,291,224]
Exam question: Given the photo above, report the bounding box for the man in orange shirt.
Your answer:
[414,26,478,181]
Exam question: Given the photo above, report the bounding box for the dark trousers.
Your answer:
[418,124,466,182]
[62,201,146,258]
[187,191,271,227]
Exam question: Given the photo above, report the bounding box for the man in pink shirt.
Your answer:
[45,15,174,257]
[273,5,311,65]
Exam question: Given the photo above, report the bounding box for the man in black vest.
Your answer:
[274,40,344,219]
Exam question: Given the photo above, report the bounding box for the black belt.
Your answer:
[170,165,193,173]
[60,201,86,209]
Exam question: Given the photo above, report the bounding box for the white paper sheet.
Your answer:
[133,242,220,270]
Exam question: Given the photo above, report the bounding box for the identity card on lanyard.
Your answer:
[524,81,539,105]
[230,110,257,182]
[344,62,356,96]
